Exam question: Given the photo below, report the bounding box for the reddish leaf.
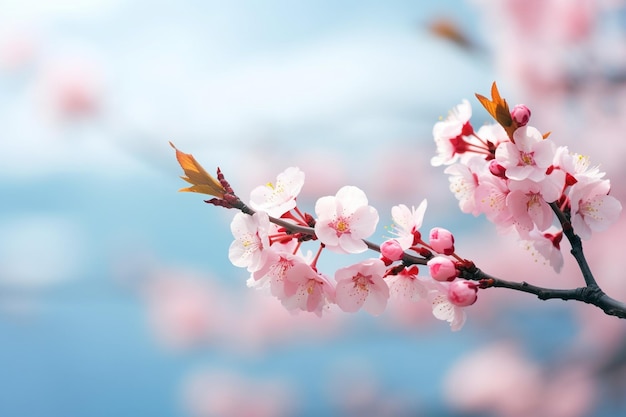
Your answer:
[170,142,226,197]
[475,82,518,140]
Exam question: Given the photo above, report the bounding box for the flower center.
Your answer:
[526,193,542,209]
[331,216,351,237]
[519,151,535,166]
[353,272,373,291]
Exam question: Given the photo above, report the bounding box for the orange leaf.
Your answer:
[170,142,226,197]
[475,82,518,140]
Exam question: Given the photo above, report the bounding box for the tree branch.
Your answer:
[458,267,626,319]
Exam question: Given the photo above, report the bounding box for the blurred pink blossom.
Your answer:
[0,25,38,71]
[182,369,297,417]
[141,270,219,350]
[35,57,103,121]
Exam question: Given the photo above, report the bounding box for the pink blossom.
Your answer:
[507,179,560,234]
[386,265,427,301]
[521,226,564,273]
[228,212,271,272]
[443,156,484,216]
[427,256,458,282]
[390,199,427,249]
[380,239,404,262]
[495,125,555,182]
[474,173,513,227]
[430,287,466,331]
[249,167,305,217]
[314,186,379,254]
[552,146,598,183]
[431,99,474,166]
[448,280,478,307]
[429,227,455,255]
[335,259,389,315]
[248,251,300,299]
[282,262,335,316]
[569,177,622,240]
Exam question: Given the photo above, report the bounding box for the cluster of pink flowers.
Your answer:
[228,167,478,331]
[433,99,622,272]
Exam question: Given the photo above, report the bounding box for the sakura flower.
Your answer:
[521,226,564,273]
[314,186,379,254]
[249,167,305,217]
[552,146,604,184]
[507,179,562,234]
[472,123,508,157]
[247,251,300,299]
[568,177,622,240]
[495,125,555,182]
[386,265,428,302]
[474,172,513,227]
[390,199,427,250]
[430,285,467,331]
[432,99,474,166]
[444,160,481,216]
[282,261,335,316]
[335,259,389,316]
[228,211,271,272]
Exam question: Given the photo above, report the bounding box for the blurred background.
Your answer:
[2,0,626,416]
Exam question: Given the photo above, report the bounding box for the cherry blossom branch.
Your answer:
[237,200,428,267]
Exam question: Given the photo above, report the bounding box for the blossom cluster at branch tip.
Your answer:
[433,83,622,272]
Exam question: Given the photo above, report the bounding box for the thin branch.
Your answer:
[459,267,626,319]
[549,202,599,287]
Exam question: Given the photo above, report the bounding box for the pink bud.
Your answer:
[448,280,478,306]
[429,227,455,255]
[511,104,531,126]
[380,239,404,262]
[427,256,457,282]
[488,159,507,178]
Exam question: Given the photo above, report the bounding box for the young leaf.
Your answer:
[170,142,226,197]
[475,82,518,140]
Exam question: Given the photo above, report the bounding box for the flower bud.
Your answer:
[448,280,478,306]
[488,159,507,178]
[427,256,457,282]
[380,239,404,262]
[429,227,455,255]
[511,104,531,127]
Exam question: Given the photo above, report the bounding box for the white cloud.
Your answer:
[0,214,88,288]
